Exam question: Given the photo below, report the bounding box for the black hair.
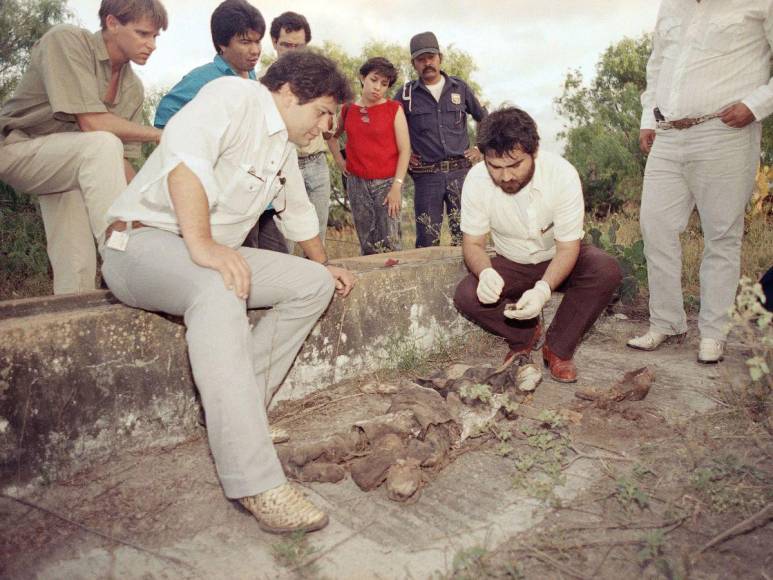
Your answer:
[211,0,265,54]
[359,57,398,88]
[261,51,352,105]
[476,106,540,156]
[269,11,311,42]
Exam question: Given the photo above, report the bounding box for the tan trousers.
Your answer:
[0,130,127,294]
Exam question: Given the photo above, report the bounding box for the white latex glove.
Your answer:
[476,267,504,304]
[505,280,551,320]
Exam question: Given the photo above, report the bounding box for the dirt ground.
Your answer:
[1,312,771,580]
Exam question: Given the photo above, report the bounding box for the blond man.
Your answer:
[0,0,167,294]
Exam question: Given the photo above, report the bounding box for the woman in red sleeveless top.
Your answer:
[326,57,410,255]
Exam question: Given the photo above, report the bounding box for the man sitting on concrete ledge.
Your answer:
[453,107,622,390]
[101,51,355,534]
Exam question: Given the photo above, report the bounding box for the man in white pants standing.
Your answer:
[628,0,773,363]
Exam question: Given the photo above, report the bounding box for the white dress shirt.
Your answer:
[107,77,319,248]
[641,0,773,129]
[461,150,585,265]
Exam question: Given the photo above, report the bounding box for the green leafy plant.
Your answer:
[587,220,647,302]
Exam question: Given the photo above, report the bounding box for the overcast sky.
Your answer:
[68,0,660,152]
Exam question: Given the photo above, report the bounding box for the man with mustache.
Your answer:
[101,51,355,534]
[453,107,621,389]
[396,31,487,248]
[153,0,287,254]
[0,0,167,294]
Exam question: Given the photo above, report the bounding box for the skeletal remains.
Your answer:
[277,363,653,502]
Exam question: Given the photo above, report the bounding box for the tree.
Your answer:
[0,0,70,101]
[555,35,652,215]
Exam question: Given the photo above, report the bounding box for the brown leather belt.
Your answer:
[656,112,721,131]
[105,220,145,238]
[409,157,471,175]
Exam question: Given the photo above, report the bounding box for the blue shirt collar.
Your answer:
[213,54,257,80]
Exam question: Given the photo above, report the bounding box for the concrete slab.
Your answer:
[0,318,750,579]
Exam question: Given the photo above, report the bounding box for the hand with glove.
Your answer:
[504,280,551,320]
[476,267,504,304]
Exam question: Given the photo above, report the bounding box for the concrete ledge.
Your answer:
[0,247,481,490]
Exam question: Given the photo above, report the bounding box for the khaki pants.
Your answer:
[0,130,127,294]
[102,228,335,498]
[641,119,760,340]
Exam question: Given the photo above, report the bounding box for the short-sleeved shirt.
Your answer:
[395,72,487,164]
[153,55,257,129]
[461,150,585,265]
[107,77,319,248]
[0,24,145,159]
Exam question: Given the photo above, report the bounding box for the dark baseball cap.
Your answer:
[410,31,440,59]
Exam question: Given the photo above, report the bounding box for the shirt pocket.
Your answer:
[701,13,750,55]
[538,221,555,250]
[442,102,466,136]
[216,161,263,215]
[656,16,682,59]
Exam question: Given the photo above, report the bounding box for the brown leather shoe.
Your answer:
[542,345,577,383]
[503,322,542,365]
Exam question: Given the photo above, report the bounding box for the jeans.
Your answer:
[411,167,468,248]
[346,175,402,255]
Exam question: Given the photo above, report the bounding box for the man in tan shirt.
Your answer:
[0,0,167,294]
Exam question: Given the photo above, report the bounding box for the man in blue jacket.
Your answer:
[396,31,487,248]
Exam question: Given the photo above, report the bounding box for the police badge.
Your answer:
[451,93,462,105]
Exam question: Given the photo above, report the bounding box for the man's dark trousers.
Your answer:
[454,245,622,359]
[412,167,468,247]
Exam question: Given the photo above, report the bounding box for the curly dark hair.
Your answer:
[269,11,311,42]
[359,57,398,88]
[476,107,540,156]
[261,51,352,105]
[210,0,265,54]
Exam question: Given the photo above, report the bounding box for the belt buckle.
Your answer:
[440,160,450,172]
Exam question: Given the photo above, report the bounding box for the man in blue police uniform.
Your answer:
[396,31,487,248]
[153,0,287,253]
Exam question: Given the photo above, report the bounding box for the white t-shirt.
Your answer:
[426,76,446,102]
[461,150,585,264]
[107,77,319,248]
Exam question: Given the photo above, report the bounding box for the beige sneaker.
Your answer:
[270,425,290,444]
[697,338,724,364]
[240,482,329,534]
[627,330,685,351]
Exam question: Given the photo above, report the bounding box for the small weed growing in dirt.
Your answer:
[636,529,685,579]
[459,382,493,404]
[385,334,425,372]
[511,417,571,501]
[615,476,650,510]
[271,531,318,572]
[490,422,515,457]
[689,454,770,514]
[448,545,490,580]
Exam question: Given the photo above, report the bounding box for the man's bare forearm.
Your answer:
[462,234,492,276]
[297,236,328,263]
[167,163,213,249]
[77,112,161,143]
[541,240,581,290]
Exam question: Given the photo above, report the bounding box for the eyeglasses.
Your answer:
[359,106,370,124]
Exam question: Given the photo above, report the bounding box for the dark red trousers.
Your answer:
[453,245,622,359]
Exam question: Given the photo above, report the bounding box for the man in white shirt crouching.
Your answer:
[454,107,622,390]
[101,51,355,535]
